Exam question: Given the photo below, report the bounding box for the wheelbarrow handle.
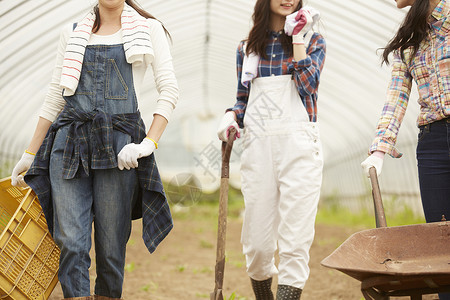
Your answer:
[369,167,388,228]
[221,128,237,179]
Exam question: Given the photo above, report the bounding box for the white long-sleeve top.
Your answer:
[40,19,178,122]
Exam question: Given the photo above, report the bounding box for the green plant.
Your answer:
[124,262,135,272]
[223,293,247,300]
[175,264,186,272]
[140,281,158,293]
[200,239,213,249]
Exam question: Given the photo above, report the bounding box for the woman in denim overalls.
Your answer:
[11,0,178,299]
[217,0,326,299]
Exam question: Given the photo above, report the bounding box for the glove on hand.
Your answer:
[361,151,385,177]
[11,152,35,187]
[217,111,241,142]
[118,138,156,170]
[285,6,320,44]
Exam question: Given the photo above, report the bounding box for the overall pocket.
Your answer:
[106,59,128,100]
[247,87,284,121]
[418,125,430,142]
[76,62,95,95]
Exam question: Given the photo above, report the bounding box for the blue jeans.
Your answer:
[50,126,138,298]
[417,117,450,300]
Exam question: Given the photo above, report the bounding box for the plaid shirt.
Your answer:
[370,0,450,157]
[228,31,326,127]
[25,105,172,253]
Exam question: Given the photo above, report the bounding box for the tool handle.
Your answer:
[221,128,236,179]
[212,128,236,299]
[369,167,387,228]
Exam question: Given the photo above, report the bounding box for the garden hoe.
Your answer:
[211,128,237,300]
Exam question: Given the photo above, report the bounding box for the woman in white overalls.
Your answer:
[11,0,178,299]
[217,0,326,299]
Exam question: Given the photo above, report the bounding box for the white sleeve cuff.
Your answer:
[39,94,65,122]
[154,99,175,122]
[39,110,58,123]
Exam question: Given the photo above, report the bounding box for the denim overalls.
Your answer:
[49,43,138,298]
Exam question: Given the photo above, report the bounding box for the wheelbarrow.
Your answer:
[321,167,450,300]
[210,128,237,300]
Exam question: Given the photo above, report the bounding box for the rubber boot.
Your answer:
[64,297,93,300]
[276,285,302,300]
[250,278,274,300]
[94,296,122,300]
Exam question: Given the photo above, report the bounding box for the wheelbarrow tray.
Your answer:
[321,220,450,292]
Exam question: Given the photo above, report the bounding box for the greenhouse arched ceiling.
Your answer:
[0,0,423,213]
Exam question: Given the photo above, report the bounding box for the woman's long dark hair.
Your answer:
[247,0,303,59]
[92,0,170,37]
[382,0,430,64]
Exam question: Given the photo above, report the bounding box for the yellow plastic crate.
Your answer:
[0,177,60,299]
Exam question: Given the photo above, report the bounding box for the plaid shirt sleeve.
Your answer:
[227,41,248,128]
[290,33,326,97]
[369,51,413,158]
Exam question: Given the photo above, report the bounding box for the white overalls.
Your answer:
[240,74,323,289]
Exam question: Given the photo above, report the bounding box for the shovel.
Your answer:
[211,128,237,300]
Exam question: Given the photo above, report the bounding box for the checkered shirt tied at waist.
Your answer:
[24,105,172,253]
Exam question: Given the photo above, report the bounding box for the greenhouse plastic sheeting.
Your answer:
[0,0,423,214]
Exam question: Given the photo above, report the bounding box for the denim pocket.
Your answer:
[76,62,95,95]
[418,126,429,142]
[106,59,128,100]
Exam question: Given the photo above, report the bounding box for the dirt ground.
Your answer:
[47,204,440,300]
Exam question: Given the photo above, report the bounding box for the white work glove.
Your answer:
[285,6,320,44]
[118,138,156,170]
[217,111,241,142]
[361,151,386,177]
[11,152,35,187]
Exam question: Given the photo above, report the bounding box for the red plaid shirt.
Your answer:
[228,30,326,127]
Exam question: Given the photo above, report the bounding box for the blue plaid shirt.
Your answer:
[229,31,326,127]
[25,105,172,253]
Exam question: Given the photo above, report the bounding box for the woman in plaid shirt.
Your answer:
[217,0,326,299]
[362,1,449,298]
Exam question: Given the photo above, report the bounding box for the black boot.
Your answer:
[250,278,274,300]
[276,285,302,300]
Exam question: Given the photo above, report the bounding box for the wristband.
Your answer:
[145,137,158,149]
[25,150,36,156]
